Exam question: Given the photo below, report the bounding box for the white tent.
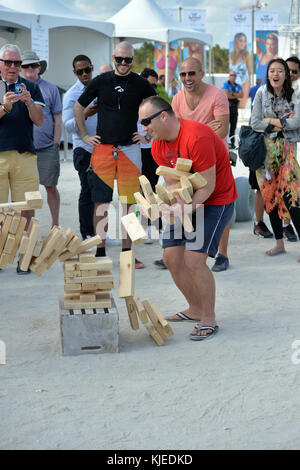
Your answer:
[0,0,114,90]
[109,0,213,87]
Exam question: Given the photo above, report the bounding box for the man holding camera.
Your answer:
[0,44,44,273]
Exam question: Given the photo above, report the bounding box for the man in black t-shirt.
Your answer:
[74,41,155,267]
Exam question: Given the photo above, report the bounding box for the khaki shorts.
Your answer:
[0,150,39,203]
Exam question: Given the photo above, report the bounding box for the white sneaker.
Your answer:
[145,228,153,244]
[106,236,121,246]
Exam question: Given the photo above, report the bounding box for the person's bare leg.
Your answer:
[217,222,230,258]
[164,246,202,320]
[255,189,264,222]
[94,202,110,249]
[45,185,60,227]
[184,251,217,337]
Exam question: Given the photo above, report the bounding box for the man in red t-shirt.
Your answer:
[139,96,237,340]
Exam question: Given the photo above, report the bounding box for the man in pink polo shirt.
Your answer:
[169,57,232,272]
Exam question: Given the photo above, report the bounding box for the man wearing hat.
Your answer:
[21,50,62,229]
[0,44,45,273]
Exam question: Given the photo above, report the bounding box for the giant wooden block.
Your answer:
[175,158,193,173]
[132,294,148,324]
[125,296,140,330]
[139,175,157,205]
[119,250,135,298]
[144,322,165,346]
[76,235,102,254]
[63,292,112,309]
[7,216,26,264]
[188,173,207,190]
[134,192,159,221]
[180,176,193,197]
[9,215,21,235]
[156,166,190,180]
[24,191,43,209]
[0,252,10,269]
[121,213,147,246]
[142,300,168,342]
[19,218,40,271]
[3,234,15,254]
[0,214,13,254]
[155,184,176,205]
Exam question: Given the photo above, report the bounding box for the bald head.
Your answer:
[114,41,134,56]
[100,63,113,74]
[181,57,202,72]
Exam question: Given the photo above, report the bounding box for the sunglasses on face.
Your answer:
[114,56,133,64]
[230,74,237,77]
[0,59,22,67]
[74,65,93,76]
[140,108,170,126]
[179,71,197,78]
[289,69,299,75]
[21,63,40,69]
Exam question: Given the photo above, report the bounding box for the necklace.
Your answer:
[112,73,131,110]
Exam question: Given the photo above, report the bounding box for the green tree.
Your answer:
[133,42,155,73]
[207,44,229,73]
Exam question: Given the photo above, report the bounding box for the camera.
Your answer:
[14,84,23,94]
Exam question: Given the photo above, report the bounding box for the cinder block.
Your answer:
[59,296,119,355]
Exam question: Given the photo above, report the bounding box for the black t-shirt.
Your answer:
[77,71,156,146]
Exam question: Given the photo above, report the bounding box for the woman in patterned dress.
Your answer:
[251,58,300,260]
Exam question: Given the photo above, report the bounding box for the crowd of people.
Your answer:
[1,40,300,340]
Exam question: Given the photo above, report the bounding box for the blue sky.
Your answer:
[63,0,290,48]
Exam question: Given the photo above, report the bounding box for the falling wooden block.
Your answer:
[0,252,10,269]
[19,218,40,271]
[142,300,168,342]
[0,201,30,212]
[24,191,43,209]
[32,240,43,258]
[67,235,82,254]
[180,176,193,197]
[76,235,102,255]
[151,304,174,336]
[0,214,13,254]
[134,192,160,221]
[139,175,157,205]
[19,235,29,255]
[121,213,147,246]
[59,250,75,262]
[7,216,26,264]
[178,213,194,233]
[175,158,193,173]
[155,184,176,205]
[188,173,207,190]
[132,294,148,324]
[8,215,21,235]
[125,296,140,330]
[156,166,190,180]
[119,250,135,298]
[176,187,192,204]
[3,234,15,254]
[30,260,48,276]
[144,322,165,346]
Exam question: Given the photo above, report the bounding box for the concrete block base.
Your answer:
[59,296,119,355]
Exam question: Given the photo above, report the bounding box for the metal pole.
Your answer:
[251,5,255,87]
[165,32,169,92]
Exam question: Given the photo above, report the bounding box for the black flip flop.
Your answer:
[189,325,219,341]
[166,312,201,322]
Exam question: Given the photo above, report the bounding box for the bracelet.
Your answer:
[1,103,10,113]
[82,134,89,141]
[26,99,34,109]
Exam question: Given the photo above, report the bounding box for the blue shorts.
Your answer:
[162,203,234,258]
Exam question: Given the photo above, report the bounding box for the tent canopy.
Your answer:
[109,0,212,46]
[0,0,114,36]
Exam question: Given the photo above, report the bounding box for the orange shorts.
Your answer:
[89,143,142,205]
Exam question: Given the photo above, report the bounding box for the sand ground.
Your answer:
[1,134,300,450]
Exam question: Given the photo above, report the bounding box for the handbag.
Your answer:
[238,125,266,171]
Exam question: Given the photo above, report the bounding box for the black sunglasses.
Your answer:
[230,73,237,77]
[21,63,40,69]
[179,71,197,78]
[114,56,133,64]
[289,68,299,75]
[0,59,22,67]
[75,65,93,76]
[140,108,170,126]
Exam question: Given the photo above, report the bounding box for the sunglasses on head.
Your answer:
[75,65,93,76]
[21,63,40,69]
[290,68,299,75]
[0,59,22,67]
[114,56,133,64]
[140,108,170,126]
[179,71,197,78]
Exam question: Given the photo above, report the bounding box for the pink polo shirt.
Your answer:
[172,85,229,146]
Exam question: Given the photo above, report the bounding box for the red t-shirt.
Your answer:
[152,119,237,205]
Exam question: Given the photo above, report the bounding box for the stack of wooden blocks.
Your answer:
[119,250,173,346]
[0,191,43,270]
[134,159,206,232]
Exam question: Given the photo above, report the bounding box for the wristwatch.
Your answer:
[1,103,10,113]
